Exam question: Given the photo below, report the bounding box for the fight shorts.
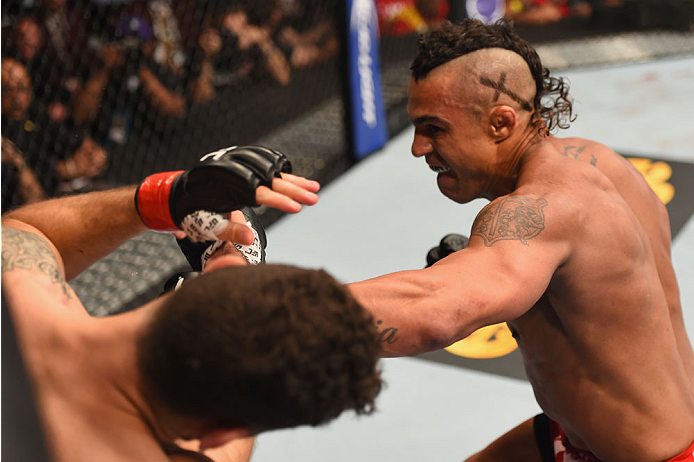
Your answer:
[533,413,694,462]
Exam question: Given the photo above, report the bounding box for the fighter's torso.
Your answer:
[505,137,694,461]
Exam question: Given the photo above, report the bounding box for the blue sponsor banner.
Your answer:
[347,0,388,159]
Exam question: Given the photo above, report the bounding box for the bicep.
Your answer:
[433,201,570,326]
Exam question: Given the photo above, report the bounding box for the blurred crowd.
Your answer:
[1,0,339,213]
[376,0,692,36]
[2,0,690,213]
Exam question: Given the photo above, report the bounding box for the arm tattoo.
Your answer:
[375,319,399,344]
[1,227,72,299]
[479,73,533,112]
[471,196,548,246]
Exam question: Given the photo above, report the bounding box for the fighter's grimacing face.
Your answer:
[406,67,493,204]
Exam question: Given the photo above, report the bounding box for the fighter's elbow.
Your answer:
[416,302,480,352]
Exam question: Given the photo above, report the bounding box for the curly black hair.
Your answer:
[410,19,574,133]
[138,264,383,432]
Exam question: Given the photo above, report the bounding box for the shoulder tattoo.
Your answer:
[2,227,72,299]
[562,145,597,166]
[471,196,548,247]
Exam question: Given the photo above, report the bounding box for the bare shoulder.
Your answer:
[2,219,75,303]
[551,136,620,168]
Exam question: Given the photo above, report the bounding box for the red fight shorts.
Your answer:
[533,414,694,462]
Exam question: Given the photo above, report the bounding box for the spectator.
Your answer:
[74,9,187,150]
[4,16,72,125]
[5,16,43,64]
[1,136,45,213]
[25,0,98,121]
[186,2,293,105]
[188,25,223,104]
[505,0,593,25]
[505,0,564,25]
[264,0,341,69]
[376,0,449,36]
[1,58,108,199]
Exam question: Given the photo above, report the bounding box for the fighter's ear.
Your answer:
[487,105,517,143]
[198,427,249,450]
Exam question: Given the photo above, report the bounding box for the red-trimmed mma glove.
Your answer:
[135,145,291,241]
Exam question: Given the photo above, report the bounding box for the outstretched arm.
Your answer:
[2,146,320,281]
[348,195,570,357]
[2,186,144,282]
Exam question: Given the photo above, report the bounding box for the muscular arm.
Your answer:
[348,195,570,356]
[2,186,145,281]
[1,168,319,282]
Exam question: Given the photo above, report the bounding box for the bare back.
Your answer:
[508,137,694,461]
[1,222,219,462]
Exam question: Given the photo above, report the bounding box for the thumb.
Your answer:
[215,221,254,246]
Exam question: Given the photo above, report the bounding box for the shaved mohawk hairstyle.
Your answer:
[410,19,574,133]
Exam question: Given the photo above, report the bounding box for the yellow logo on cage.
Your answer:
[445,323,518,359]
[628,158,675,205]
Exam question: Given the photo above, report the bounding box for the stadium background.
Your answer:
[3,0,692,316]
[2,0,694,460]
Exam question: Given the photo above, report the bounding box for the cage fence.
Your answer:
[1,0,693,315]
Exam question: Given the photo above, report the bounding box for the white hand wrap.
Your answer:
[181,211,263,268]
[180,210,229,243]
[233,220,263,265]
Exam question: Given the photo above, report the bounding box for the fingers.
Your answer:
[255,175,320,213]
[229,209,247,224]
[256,186,302,213]
[273,176,319,205]
[280,172,320,193]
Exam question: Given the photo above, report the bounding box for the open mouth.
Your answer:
[429,165,451,173]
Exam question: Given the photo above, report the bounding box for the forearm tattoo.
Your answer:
[1,227,72,299]
[472,196,548,246]
[375,319,399,344]
[479,73,533,112]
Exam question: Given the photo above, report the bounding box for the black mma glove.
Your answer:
[135,145,291,233]
[425,233,469,268]
[177,206,267,270]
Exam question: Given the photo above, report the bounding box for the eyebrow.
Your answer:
[410,115,450,128]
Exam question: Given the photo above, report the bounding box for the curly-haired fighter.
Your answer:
[1,145,383,462]
[347,20,694,461]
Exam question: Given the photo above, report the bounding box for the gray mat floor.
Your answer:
[249,55,694,461]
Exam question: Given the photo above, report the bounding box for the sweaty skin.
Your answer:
[348,48,694,462]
